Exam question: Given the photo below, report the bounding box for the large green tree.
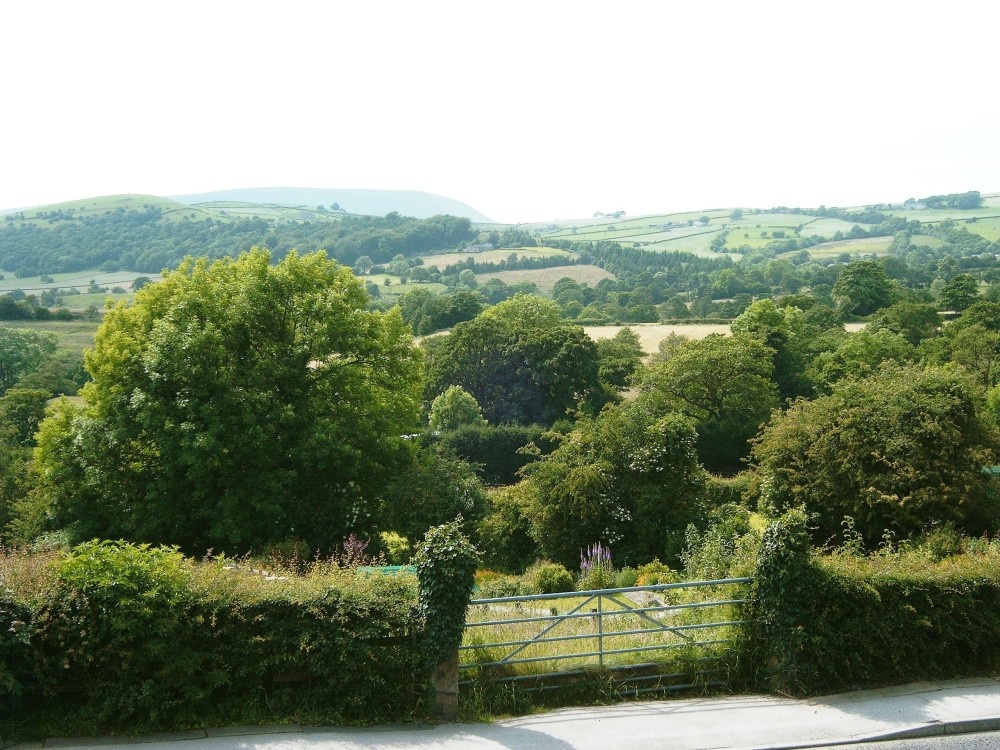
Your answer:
[522,399,706,567]
[751,365,1000,545]
[638,333,779,470]
[424,295,604,426]
[34,249,423,553]
[832,260,897,317]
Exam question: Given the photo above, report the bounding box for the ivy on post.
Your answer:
[414,517,478,718]
[740,507,815,694]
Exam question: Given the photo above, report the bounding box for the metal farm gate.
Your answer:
[460,577,751,698]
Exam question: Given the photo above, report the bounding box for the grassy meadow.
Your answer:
[477,266,614,295]
[419,246,573,270]
[4,319,100,356]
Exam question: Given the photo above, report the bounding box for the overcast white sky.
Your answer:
[3,1,998,224]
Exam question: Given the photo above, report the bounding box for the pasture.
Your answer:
[4,319,100,355]
[957,216,1000,242]
[792,236,894,259]
[419,246,572,271]
[798,218,862,236]
[477,265,614,296]
[585,323,730,354]
[584,322,866,356]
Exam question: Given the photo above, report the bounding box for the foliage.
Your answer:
[595,327,645,390]
[0,388,50,446]
[938,273,980,312]
[436,422,559,486]
[866,301,941,346]
[0,208,474,277]
[428,385,488,432]
[832,260,897,316]
[2,541,436,737]
[743,511,1000,696]
[414,518,479,667]
[638,333,779,470]
[751,365,1000,546]
[703,473,753,509]
[635,559,678,586]
[33,249,423,555]
[807,328,917,392]
[30,541,207,727]
[523,399,706,569]
[376,440,487,544]
[0,325,57,394]
[731,299,838,401]
[379,530,411,565]
[681,503,760,580]
[524,561,575,594]
[424,295,604,426]
[477,487,538,574]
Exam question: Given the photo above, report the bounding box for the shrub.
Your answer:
[438,423,559,486]
[31,541,208,727]
[477,487,538,574]
[379,530,411,565]
[414,518,479,667]
[4,539,453,737]
[635,559,678,586]
[682,504,759,580]
[526,562,575,594]
[614,566,638,588]
[474,572,529,599]
[704,472,754,509]
[743,510,1000,696]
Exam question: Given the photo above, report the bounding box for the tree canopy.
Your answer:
[424,295,604,426]
[751,365,1000,545]
[35,249,423,554]
[638,333,779,470]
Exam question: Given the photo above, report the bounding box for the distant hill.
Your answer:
[169,187,495,224]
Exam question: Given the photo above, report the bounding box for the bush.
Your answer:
[473,571,529,599]
[635,559,678,586]
[30,541,209,727]
[2,537,469,737]
[704,472,754,509]
[614,566,638,588]
[437,423,559,486]
[743,511,1000,696]
[525,562,575,594]
[477,487,538,574]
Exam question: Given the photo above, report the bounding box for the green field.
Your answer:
[794,236,894,258]
[4,320,100,355]
[798,218,862,236]
[4,193,350,228]
[419,247,573,270]
[476,265,614,295]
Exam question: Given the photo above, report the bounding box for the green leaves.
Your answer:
[751,365,1000,545]
[35,249,423,554]
[414,519,478,666]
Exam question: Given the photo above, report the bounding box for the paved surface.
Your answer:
[11,677,1000,750]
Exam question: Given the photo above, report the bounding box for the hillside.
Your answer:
[0,195,477,276]
[530,191,1000,260]
[169,187,495,223]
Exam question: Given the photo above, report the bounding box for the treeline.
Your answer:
[0,208,475,276]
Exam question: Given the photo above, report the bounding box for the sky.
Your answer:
[3,1,999,224]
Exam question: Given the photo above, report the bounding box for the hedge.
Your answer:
[2,522,476,738]
[742,510,1000,695]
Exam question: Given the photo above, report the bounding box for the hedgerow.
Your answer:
[742,510,1000,695]
[2,526,477,739]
